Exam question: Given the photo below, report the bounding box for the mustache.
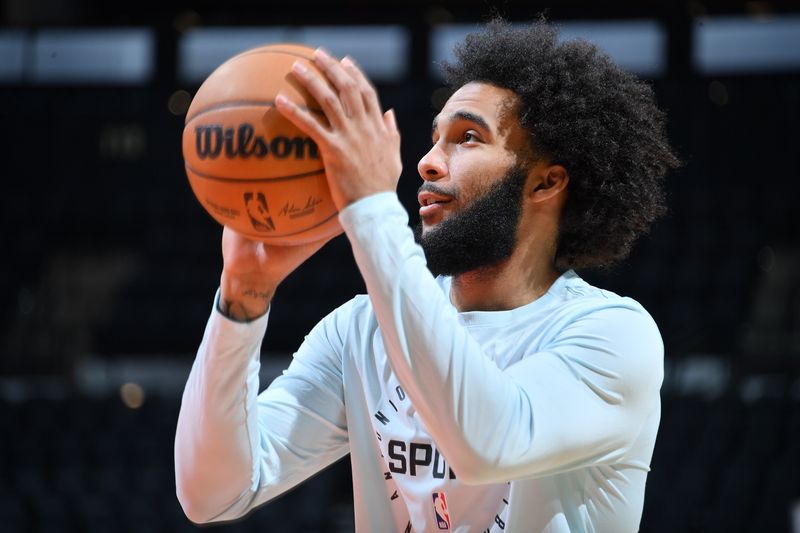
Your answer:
[417,182,459,200]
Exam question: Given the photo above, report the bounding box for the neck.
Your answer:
[449,233,561,312]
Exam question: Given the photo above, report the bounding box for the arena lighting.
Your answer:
[558,20,666,76]
[31,28,154,84]
[120,382,146,409]
[167,89,193,116]
[0,31,24,82]
[430,20,666,79]
[178,25,410,84]
[694,15,800,74]
[178,27,288,83]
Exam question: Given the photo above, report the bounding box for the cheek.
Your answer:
[451,163,503,204]
[447,162,477,201]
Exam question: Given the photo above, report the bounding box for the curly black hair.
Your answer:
[442,19,680,270]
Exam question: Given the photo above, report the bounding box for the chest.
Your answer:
[342,318,548,531]
[346,323,532,484]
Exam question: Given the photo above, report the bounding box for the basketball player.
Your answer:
[176,20,679,532]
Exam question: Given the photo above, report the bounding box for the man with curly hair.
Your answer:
[176,19,679,532]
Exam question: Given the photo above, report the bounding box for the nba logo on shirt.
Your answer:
[432,491,451,530]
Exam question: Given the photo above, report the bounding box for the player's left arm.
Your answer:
[276,49,662,484]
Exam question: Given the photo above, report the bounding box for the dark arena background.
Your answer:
[2,1,800,532]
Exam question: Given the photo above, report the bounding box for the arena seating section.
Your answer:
[1,55,798,532]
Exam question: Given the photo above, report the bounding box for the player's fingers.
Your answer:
[312,48,364,119]
[383,108,399,136]
[341,56,382,120]
[290,60,346,129]
[266,227,340,260]
[383,108,401,149]
[275,92,332,144]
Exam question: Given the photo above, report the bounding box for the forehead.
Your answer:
[435,82,519,131]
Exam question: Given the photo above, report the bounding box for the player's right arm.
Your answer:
[216,224,334,321]
[175,228,348,524]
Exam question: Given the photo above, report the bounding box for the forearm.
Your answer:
[175,295,268,522]
[176,293,351,523]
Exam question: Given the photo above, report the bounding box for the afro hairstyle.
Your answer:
[442,18,681,270]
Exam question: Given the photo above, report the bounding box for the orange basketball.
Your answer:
[182,43,341,246]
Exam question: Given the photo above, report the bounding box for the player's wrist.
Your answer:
[218,272,275,322]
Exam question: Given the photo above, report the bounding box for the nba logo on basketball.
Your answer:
[432,491,451,530]
[243,192,276,232]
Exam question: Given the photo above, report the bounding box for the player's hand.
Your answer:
[219,227,332,321]
[274,48,402,210]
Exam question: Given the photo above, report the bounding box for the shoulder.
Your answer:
[313,293,375,348]
[554,271,659,335]
[331,293,372,326]
[546,272,664,373]
[293,294,374,371]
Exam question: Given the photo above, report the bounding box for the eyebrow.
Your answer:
[431,110,492,138]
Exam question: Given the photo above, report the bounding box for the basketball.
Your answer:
[182,43,342,246]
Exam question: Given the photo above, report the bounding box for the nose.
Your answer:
[417,144,447,182]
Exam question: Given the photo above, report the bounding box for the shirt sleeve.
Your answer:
[339,192,663,485]
[175,292,350,523]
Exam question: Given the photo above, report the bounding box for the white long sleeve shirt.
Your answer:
[175,192,664,532]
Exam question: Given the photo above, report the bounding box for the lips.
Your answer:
[418,192,452,219]
[418,191,452,207]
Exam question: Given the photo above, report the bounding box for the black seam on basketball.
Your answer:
[239,212,340,239]
[186,100,324,124]
[185,163,325,183]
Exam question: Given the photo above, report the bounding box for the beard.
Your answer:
[413,165,527,277]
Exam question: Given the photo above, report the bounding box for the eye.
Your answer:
[462,131,479,143]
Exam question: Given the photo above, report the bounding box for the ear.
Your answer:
[528,164,569,203]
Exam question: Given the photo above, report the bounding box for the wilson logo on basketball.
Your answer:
[195,123,320,160]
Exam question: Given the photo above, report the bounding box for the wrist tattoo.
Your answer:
[241,288,273,301]
[218,289,272,322]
